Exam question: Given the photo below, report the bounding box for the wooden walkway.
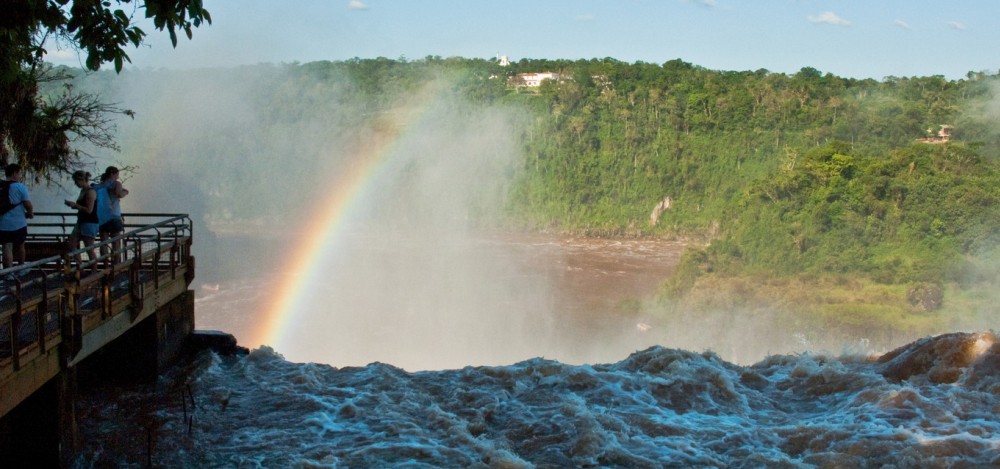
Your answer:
[0,213,194,417]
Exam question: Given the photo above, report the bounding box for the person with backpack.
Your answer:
[65,170,98,272]
[0,164,34,269]
[95,166,129,263]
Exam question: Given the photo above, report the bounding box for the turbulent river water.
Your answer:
[71,233,1000,467]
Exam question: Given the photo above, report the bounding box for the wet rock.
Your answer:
[876,331,997,383]
[186,329,249,356]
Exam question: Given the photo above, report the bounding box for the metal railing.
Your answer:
[0,213,193,384]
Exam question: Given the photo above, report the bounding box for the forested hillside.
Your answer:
[500,59,1000,301]
[52,57,1000,343]
[491,58,1000,344]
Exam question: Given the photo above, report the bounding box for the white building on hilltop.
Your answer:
[514,72,560,87]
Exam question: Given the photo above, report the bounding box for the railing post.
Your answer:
[170,243,179,279]
[31,271,47,354]
[3,319,12,369]
[153,246,162,290]
[130,238,144,313]
[9,282,20,372]
[40,269,55,354]
[61,254,83,358]
[100,269,111,320]
[184,244,195,286]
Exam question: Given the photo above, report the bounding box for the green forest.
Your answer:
[54,57,1000,345]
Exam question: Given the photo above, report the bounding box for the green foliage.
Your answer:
[1,0,210,178]
[661,248,710,298]
[488,59,1000,325]
[53,57,1000,298]
[713,140,1000,286]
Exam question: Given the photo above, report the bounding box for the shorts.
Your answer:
[100,217,124,235]
[0,226,27,245]
[73,222,99,240]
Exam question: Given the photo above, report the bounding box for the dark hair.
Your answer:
[4,164,20,178]
[72,170,90,181]
[104,166,119,175]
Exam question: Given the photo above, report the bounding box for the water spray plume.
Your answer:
[254,82,447,352]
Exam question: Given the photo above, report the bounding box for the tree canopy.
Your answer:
[0,0,210,179]
[63,58,1000,289]
[54,57,1000,340]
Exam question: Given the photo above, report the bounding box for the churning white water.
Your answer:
[73,331,1000,467]
[60,230,1000,467]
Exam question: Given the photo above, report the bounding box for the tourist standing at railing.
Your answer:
[65,170,99,272]
[96,166,129,263]
[0,164,34,269]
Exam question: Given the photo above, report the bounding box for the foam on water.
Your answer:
[73,331,1000,467]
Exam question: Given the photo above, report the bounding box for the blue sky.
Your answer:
[47,0,1000,80]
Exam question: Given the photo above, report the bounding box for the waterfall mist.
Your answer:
[36,64,626,370]
[38,62,961,371]
[27,65,836,370]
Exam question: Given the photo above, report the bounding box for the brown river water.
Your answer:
[193,231,689,370]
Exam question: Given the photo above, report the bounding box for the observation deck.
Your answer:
[0,213,195,466]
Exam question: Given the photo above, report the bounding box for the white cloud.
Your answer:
[348,0,368,10]
[575,13,594,21]
[893,19,911,30]
[947,21,967,30]
[807,11,850,26]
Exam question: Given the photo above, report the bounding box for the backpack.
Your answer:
[93,182,114,225]
[0,181,22,215]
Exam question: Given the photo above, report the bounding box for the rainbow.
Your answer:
[251,87,441,350]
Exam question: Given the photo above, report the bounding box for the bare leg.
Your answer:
[103,231,124,264]
[2,243,12,269]
[67,233,82,272]
[83,237,97,272]
[99,232,109,266]
[112,231,123,263]
[13,242,25,266]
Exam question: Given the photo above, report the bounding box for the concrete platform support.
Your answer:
[0,290,196,467]
[78,290,194,386]
[155,290,196,373]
